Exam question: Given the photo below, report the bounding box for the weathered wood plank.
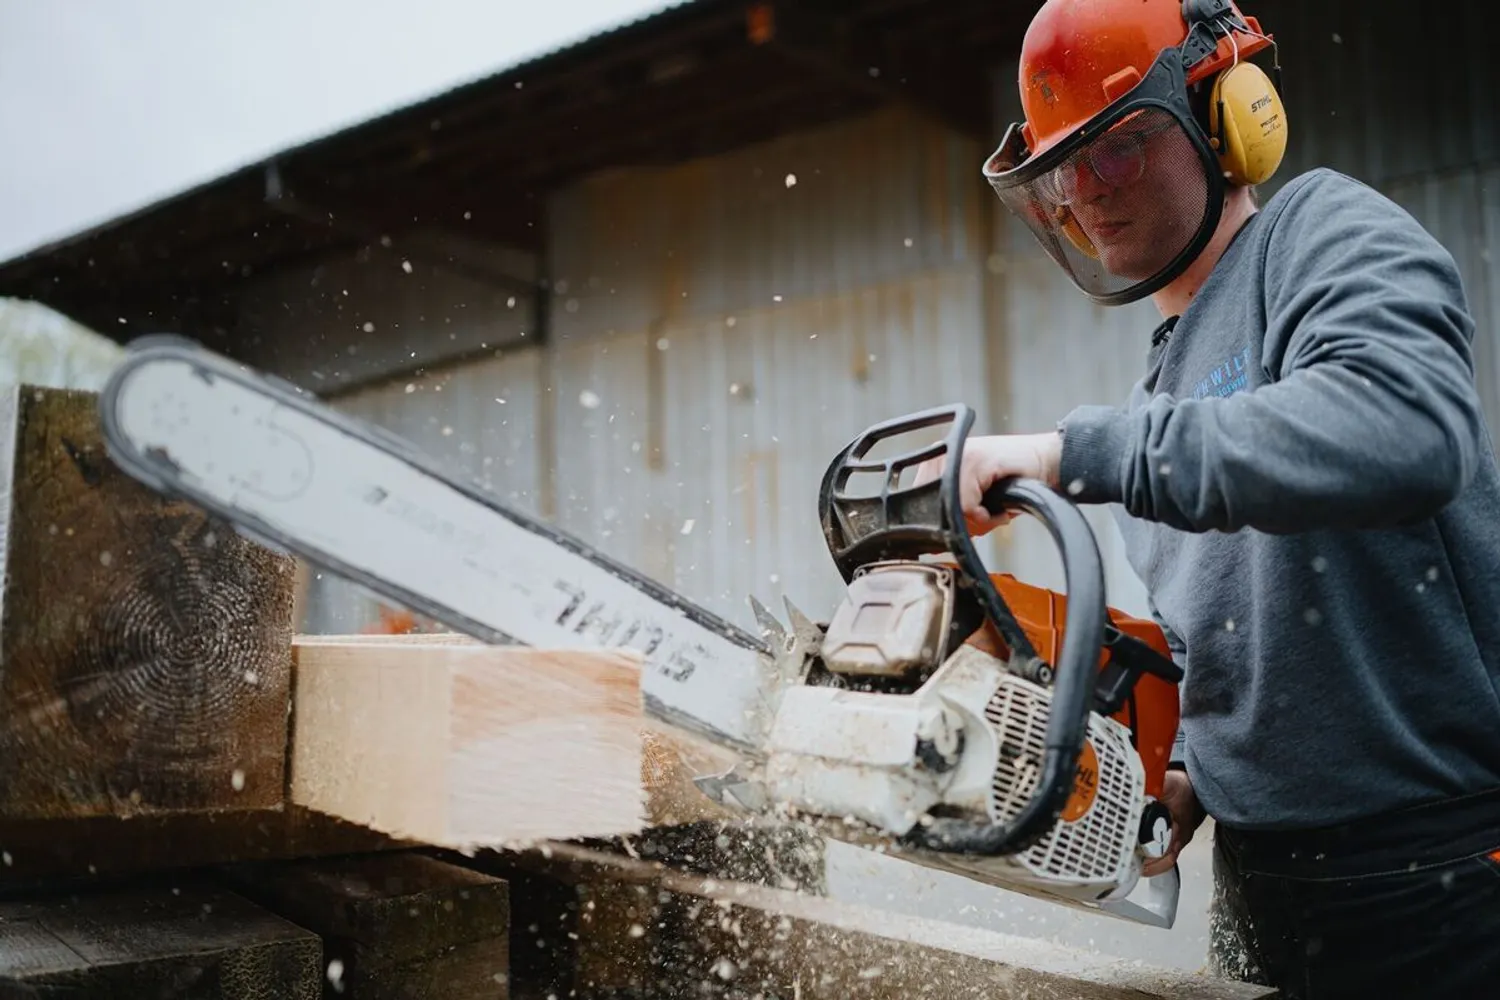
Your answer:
[290,638,648,847]
[221,851,510,999]
[0,383,298,821]
[0,882,322,998]
[0,805,404,890]
[480,842,1281,1000]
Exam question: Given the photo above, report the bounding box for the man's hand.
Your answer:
[913,431,1064,536]
[1141,769,1207,878]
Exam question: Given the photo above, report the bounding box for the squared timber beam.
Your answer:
[221,850,511,998]
[748,1,993,139]
[0,383,298,821]
[290,635,691,848]
[0,882,322,996]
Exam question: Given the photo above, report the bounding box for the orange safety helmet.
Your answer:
[984,0,1287,305]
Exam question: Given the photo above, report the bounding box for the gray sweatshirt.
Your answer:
[1058,167,1500,832]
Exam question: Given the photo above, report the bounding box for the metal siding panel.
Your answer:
[547,107,984,349]
[532,106,996,628]
[1259,0,1498,191]
[651,270,994,626]
[548,329,676,585]
[543,271,994,630]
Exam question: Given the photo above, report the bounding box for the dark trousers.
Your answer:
[1207,788,1500,999]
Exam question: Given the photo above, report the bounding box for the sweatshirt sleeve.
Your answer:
[1057,171,1485,534]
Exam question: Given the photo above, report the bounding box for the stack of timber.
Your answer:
[0,383,396,885]
[0,382,1281,998]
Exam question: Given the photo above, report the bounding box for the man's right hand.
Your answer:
[1142,769,1207,877]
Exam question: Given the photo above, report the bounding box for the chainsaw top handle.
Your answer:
[817,403,1108,857]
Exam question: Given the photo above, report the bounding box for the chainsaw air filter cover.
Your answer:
[984,672,1143,887]
[821,563,956,679]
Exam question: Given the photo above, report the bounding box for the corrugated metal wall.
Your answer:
[540,108,997,628]
[1261,0,1500,424]
[304,106,1009,634]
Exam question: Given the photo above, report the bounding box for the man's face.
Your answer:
[1040,111,1208,281]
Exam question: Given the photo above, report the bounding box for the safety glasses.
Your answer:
[1034,115,1180,207]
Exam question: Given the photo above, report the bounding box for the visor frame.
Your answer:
[984,46,1228,306]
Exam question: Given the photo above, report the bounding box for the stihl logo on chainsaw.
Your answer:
[1061,738,1101,822]
[552,581,702,683]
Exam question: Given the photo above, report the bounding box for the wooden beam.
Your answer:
[289,636,654,847]
[292,632,744,831]
[0,384,298,822]
[0,805,405,891]
[483,842,1281,1000]
[221,850,511,999]
[755,3,993,139]
[0,882,322,997]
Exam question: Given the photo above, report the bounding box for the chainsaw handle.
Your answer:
[901,473,1108,858]
[818,403,1110,856]
[817,403,1041,664]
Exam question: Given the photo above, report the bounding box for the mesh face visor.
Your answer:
[985,50,1225,305]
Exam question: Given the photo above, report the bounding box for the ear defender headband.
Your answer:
[1182,0,1288,186]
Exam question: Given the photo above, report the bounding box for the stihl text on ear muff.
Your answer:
[1181,0,1288,186]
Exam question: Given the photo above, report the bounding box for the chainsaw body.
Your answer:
[702,406,1185,927]
[761,567,1181,924]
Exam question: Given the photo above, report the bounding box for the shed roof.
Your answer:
[0,0,1024,337]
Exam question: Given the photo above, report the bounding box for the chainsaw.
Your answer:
[94,334,1186,929]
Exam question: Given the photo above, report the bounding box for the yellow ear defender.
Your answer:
[1182,0,1289,187]
[1207,58,1288,185]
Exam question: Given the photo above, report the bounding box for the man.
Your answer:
[918,1,1500,997]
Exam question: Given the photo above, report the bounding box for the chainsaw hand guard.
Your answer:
[817,404,1108,857]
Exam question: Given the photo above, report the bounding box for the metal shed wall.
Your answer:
[302,105,1013,633]
[541,105,1002,628]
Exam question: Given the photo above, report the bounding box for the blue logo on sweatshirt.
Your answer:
[1192,347,1253,400]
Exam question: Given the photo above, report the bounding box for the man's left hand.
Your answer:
[913,431,1063,536]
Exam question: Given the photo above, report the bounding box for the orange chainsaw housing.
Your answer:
[966,572,1180,803]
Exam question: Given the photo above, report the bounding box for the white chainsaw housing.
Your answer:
[754,642,1175,926]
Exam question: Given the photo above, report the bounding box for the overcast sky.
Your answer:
[0,0,670,262]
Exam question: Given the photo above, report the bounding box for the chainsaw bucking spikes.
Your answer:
[782,596,822,653]
[748,595,789,650]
